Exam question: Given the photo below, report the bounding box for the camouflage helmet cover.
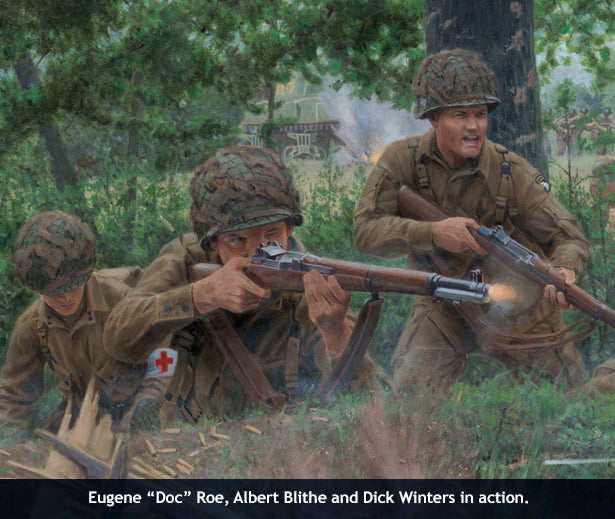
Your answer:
[412,48,500,119]
[13,211,96,296]
[189,145,303,247]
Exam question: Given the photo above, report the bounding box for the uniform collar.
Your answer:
[418,129,492,183]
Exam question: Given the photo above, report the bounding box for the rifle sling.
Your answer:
[312,296,383,403]
[203,297,382,410]
[203,310,287,411]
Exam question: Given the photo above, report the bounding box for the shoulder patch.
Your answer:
[535,174,551,193]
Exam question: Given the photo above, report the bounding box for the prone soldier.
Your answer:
[354,49,590,393]
[104,146,383,424]
[0,211,165,435]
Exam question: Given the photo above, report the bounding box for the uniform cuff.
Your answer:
[156,285,196,320]
[410,221,434,251]
[551,250,587,277]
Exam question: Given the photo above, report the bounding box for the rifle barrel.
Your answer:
[189,256,489,304]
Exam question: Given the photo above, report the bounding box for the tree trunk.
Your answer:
[13,54,79,190]
[424,0,548,174]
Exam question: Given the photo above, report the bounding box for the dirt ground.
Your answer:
[1,393,459,480]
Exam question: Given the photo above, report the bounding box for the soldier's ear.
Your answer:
[427,111,440,129]
[285,222,295,236]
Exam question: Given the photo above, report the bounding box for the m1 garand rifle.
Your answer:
[188,242,490,402]
[397,185,615,349]
[189,242,490,303]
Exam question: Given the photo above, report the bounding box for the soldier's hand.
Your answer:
[544,267,577,311]
[304,270,352,356]
[192,257,271,314]
[432,217,487,255]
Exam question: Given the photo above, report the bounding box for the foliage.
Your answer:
[406,370,615,479]
[536,1,615,91]
[549,163,615,370]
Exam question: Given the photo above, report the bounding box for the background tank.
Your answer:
[242,76,344,159]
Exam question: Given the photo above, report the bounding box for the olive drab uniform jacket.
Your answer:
[0,268,165,431]
[103,234,381,423]
[354,130,590,390]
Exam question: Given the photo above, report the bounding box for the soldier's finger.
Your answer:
[544,285,558,306]
[326,275,351,305]
[464,229,488,256]
[304,271,329,300]
[244,282,271,300]
[556,290,576,311]
[226,256,251,271]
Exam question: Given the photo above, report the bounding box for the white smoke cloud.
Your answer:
[319,79,431,164]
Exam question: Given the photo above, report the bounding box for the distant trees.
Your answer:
[1,0,614,184]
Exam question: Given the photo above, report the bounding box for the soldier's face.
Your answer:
[41,283,86,317]
[430,105,488,169]
[213,221,294,264]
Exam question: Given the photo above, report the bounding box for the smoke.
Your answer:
[319,80,430,164]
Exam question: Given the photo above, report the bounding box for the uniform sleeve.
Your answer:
[103,242,199,364]
[513,166,590,276]
[354,144,434,258]
[0,316,45,430]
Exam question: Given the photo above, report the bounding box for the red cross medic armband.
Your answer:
[145,348,178,378]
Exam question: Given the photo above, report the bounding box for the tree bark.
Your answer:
[424,0,548,174]
[13,54,79,190]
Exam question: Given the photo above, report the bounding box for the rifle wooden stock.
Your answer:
[397,184,615,330]
[189,254,489,304]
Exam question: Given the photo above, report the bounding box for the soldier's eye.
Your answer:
[265,227,282,237]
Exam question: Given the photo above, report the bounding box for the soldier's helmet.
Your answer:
[190,145,303,250]
[605,107,612,115]
[13,211,96,296]
[412,48,500,119]
[569,108,577,116]
[581,107,589,115]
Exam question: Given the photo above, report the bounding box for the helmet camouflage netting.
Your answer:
[189,145,303,247]
[13,211,96,295]
[412,48,500,119]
